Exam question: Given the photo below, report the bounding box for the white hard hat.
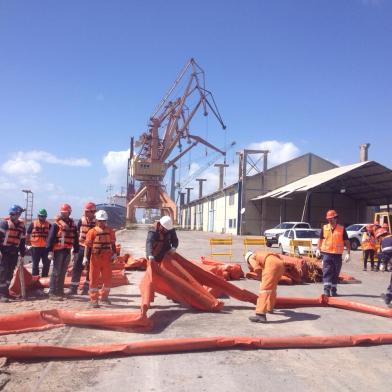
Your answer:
[95,210,108,221]
[159,216,173,230]
[244,251,254,263]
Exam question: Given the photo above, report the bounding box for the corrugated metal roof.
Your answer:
[252,161,392,205]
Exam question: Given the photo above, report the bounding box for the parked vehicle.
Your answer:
[264,222,311,247]
[346,223,367,251]
[278,228,320,255]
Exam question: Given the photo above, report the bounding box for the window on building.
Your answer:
[233,218,236,228]
[229,192,235,206]
[228,219,233,228]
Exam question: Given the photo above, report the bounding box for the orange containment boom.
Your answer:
[0,309,152,335]
[1,333,392,360]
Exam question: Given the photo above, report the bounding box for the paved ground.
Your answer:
[0,227,391,392]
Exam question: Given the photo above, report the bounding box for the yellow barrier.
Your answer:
[243,237,266,255]
[209,237,233,261]
[289,239,314,258]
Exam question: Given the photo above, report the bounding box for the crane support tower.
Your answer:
[127,58,226,224]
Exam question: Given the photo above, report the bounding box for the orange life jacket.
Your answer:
[320,224,345,254]
[2,217,25,247]
[361,232,376,251]
[53,217,76,251]
[78,216,96,246]
[30,219,50,247]
[89,226,115,254]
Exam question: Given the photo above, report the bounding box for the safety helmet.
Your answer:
[84,202,96,212]
[366,224,374,231]
[326,209,338,219]
[375,227,388,239]
[60,203,72,213]
[244,251,254,264]
[95,210,108,221]
[159,216,173,230]
[9,204,24,215]
[38,208,48,217]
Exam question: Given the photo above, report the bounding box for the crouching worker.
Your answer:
[146,216,178,263]
[85,210,117,308]
[245,251,285,323]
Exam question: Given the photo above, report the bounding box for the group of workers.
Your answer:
[1,204,391,323]
[0,203,117,308]
[244,209,392,323]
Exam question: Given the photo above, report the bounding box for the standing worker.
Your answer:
[84,210,117,308]
[316,209,351,297]
[46,204,79,300]
[376,228,392,306]
[0,205,26,302]
[146,216,178,263]
[26,209,51,277]
[245,251,285,323]
[361,224,376,271]
[67,202,96,295]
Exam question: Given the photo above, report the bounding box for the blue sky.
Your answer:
[0,0,391,217]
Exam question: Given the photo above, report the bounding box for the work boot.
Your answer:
[66,285,78,296]
[331,289,338,297]
[88,301,99,309]
[381,293,392,305]
[81,282,89,295]
[249,313,267,323]
[48,294,63,301]
[323,288,331,297]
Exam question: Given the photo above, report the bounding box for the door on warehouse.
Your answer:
[208,199,215,232]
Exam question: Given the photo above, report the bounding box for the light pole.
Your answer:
[21,189,33,224]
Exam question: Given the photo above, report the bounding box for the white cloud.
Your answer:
[11,151,91,167]
[102,149,129,186]
[1,159,42,176]
[247,140,300,169]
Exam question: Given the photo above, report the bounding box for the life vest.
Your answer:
[30,219,50,247]
[320,224,345,254]
[78,216,96,246]
[2,217,25,247]
[89,226,114,254]
[53,217,76,251]
[361,232,376,251]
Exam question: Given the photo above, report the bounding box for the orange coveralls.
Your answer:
[85,226,116,301]
[249,252,285,314]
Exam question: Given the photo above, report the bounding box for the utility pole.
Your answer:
[196,178,207,199]
[170,164,177,200]
[214,163,229,190]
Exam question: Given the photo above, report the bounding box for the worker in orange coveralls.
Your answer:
[84,210,117,308]
[245,251,285,323]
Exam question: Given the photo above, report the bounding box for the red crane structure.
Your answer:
[126,58,226,224]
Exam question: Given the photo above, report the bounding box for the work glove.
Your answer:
[344,254,350,263]
[148,256,155,261]
[82,257,89,267]
[169,247,176,254]
[48,252,54,261]
[111,254,117,263]
[26,245,32,251]
[315,249,321,259]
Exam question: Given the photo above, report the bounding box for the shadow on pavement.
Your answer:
[267,309,320,324]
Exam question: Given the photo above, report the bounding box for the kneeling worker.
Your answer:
[146,216,178,263]
[245,251,285,323]
[84,210,117,308]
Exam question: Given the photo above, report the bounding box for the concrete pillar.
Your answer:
[185,187,193,204]
[214,163,229,190]
[196,178,206,199]
[359,143,370,162]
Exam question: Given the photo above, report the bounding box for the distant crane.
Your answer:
[126,59,226,223]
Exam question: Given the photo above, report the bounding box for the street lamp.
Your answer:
[21,189,33,224]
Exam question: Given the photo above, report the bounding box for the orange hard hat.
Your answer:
[375,227,388,239]
[326,209,338,219]
[366,224,374,231]
[84,202,96,212]
[60,203,72,213]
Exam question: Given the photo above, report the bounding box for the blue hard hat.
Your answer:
[9,204,24,215]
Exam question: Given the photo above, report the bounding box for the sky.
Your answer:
[0,0,391,218]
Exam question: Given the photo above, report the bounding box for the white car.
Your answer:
[345,224,368,251]
[278,228,320,255]
[264,222,311,247]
